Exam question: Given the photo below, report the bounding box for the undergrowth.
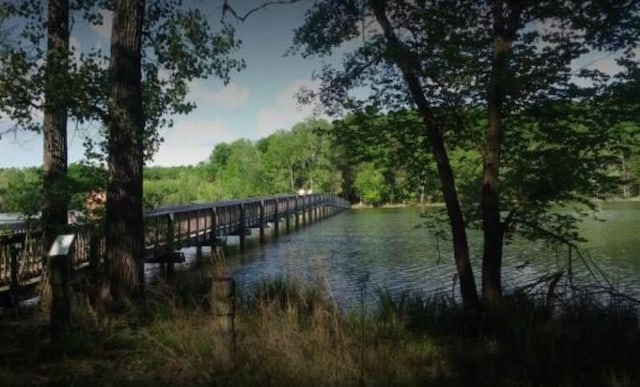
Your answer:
[0,272,638,387]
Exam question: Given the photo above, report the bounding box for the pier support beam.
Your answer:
[239,203,246,251]
[274,200,280,236]
[166,214,175,277]
[259,200,266,243]
[294,196,300,230]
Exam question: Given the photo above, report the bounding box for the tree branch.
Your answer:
[221,0,302,23]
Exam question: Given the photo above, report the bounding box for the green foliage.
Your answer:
[66,162,107,209]
[291,0,640,283]
[0,167,42,218]
[0,0,244,160]
[259,119,342,194]
[143,165,222,208]
[353,162,385,205]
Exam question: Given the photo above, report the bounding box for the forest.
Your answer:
[2,112,638,213]
[0,0,639,386]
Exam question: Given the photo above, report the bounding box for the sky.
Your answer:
[0,0,333,168]
[0,1,630,169]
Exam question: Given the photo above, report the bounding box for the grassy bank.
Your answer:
[0,274,638,386]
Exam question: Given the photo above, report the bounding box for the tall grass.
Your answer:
[0,274,638,386]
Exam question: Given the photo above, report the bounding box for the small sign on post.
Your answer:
[48,233,75,341]
[48,234,76,257]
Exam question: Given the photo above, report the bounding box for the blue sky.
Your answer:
[0,2,630,168]
[0,0,333,168]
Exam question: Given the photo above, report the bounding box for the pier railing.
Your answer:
[0,193,350,299]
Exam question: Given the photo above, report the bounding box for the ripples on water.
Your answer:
[170,202,639,311]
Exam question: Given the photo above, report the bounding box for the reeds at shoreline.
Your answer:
[0,272,638,387]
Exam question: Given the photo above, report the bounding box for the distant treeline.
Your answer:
[1,110,639,213]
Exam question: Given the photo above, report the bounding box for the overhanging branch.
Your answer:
[221,0,302,23]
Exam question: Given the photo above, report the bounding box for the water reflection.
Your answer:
[173,203,640,310]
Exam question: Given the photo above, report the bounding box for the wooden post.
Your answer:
[88,225,101,286]
[259,200,266,243]
[196,244,203,266]
[312,196,317,223]
[302,196,307,226]
[186,210,192,246]
[48,234,75,341]
[285,198,291,233]
[166,214,175,277]
[294,196,300,230]
[211,207,217,244]
[239,203,246,251]
[273,199,279,236]
[9,243,20,309]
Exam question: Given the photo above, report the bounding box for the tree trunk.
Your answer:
[106,0,145,303]
[42,0,70,255]
[42,0,70,341]
[482,1,522,304]
[371,0,480,315]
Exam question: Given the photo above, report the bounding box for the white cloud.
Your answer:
[211,83,250,107]
[190,82,251,110]
[150,118,234,166]
[69,35,83,63]
[90,10,113,40]
[256,79,321,137]
[69,35,81,52]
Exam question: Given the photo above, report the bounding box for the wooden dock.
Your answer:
[0,193,350,305]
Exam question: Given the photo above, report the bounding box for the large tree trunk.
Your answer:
[371,0,480,315]
[482,1,522,304]
[43,0,70,340]
[42,0,69,255]
[106,0,145,303]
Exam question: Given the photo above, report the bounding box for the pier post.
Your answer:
[9,243,20,308]
[166,214,175,277]
[274,199,280,236]
[239,203,246,251]
[259,200,266,243]
[196,244,203,266]
[285,198,291,233]
[312,196,318,222]
[210,207,218,262]
[294,196,300,230]
[301,196,307,226]
[211,207,218,243]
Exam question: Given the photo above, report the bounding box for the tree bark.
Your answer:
[42,0,70,254]
[482,1,522,304]
[106,0,146,303]
[371,0,480,314]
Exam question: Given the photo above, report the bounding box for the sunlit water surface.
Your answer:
[165,201,639,310]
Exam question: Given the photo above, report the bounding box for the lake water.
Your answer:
[4,202,638,310]
[201,201,640,309]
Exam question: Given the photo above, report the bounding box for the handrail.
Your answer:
[0,193,350,299]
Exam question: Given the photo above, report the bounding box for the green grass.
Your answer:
[0,276,638,386]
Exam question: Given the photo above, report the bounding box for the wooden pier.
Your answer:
[0,193,350,305]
